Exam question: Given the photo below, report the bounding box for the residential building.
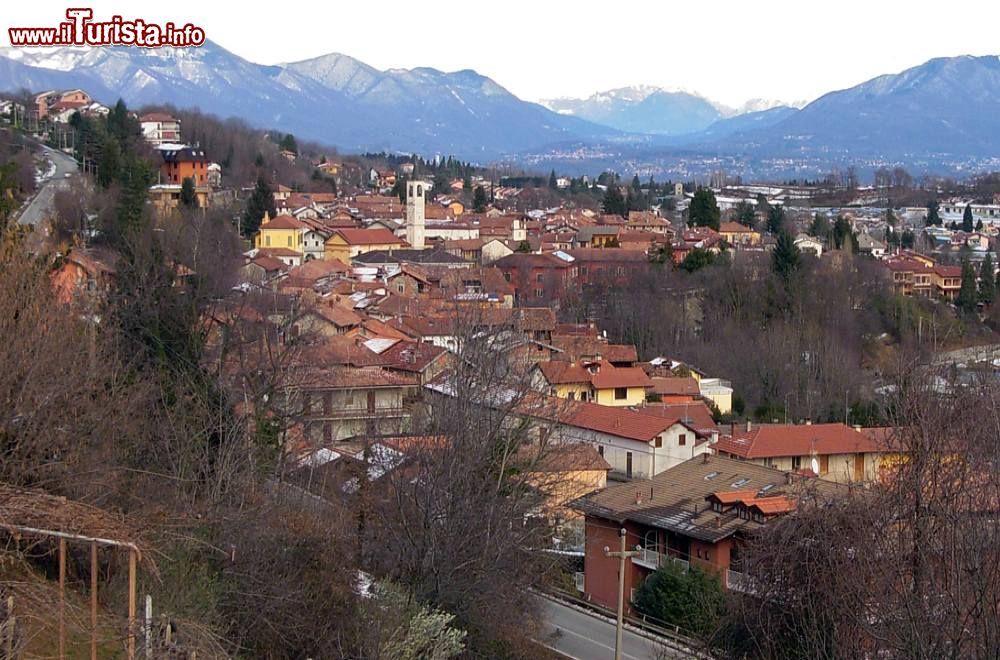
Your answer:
[532,360,653,406]
[139,113,182,145]
[325,228,406,263]
[713,422,899,484]
[571,455,843,612]
[932,264,962,301]
[157,145,208,186]
[719,222,761,246]
[493,252,578,306]
[255,212,306,253]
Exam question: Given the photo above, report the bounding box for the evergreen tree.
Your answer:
[976,219,984,232]
[242,176,276,237]
[602,185,628,217]
[963,204,975,232]
[113,154,154,241]
[833,216,854,250]
[279,133,298,155]
[472,185,488,213]
[631,174,642,192]
[957,259,979,314]
[515,240,532,253]
[926,199,942,226]
[179,176,197,209]
[633,563,725,637]
[734,200,756,228]
[766,205,786,234]
[688,188,721,229]
[548,169,558,190]
[885,206,896,227]
[96,136,121,189]
[679,248,715,273]
[809,212,831,239]
[901,230,915,249]
[980,254,996,305]
[772,230,802,281]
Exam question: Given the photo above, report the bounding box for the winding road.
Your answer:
[17,145,78,228]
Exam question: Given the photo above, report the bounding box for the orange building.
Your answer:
[158,146,208,186]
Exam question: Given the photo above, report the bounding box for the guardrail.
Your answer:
[536,587,712,657]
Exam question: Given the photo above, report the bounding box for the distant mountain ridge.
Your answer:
[2,44,1000,174]
[0,41,619,159]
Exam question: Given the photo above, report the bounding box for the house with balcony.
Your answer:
[570,455,844,613]
[292,366,419,444]
[713,421,900,484]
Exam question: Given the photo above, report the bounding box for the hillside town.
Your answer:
[2,79,1000,660]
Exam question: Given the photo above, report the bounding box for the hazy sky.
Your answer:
[5,1,1000,106]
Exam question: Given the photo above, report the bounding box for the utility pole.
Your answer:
[603,528,640,660]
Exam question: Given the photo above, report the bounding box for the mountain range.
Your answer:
[540,86,797,136]
[2,43,1000,175]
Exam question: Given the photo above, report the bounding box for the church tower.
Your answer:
[406,179,429,249]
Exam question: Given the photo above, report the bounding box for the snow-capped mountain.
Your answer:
[0,41,617,159]
[541,86,796,135]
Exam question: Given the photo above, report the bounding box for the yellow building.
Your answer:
[323,228,405,263]
[532,360,652,407]
[517,443,610,520]
[718,221,761,246]
[255,212,307,252]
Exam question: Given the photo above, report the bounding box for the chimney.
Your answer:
[710,430,719,445]
[785,472,794,485]
[702,452,710,464]
[730,421,736,438]
[745,419,752,433]
[635,491,642,505]
[715,516,722,528]
[805,418,812,426]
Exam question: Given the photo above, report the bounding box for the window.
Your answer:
[567,392,575,400]
[731,477,751,488]
[614,387,628,400]
[534,288,544,298]
[626,452,633,479]
[503,272,511,282]
[752,512,765,523]
[791,456,802,470]
[302,393,312,414]
[654,436,662,448]
[711,501,723,513]
[397,284,405,293]
[597,445,604,457]
[287,236,292,247]
[536,273,544,283]
[265,236,271,247]
[416,185,423,197]
[678,433,687,446]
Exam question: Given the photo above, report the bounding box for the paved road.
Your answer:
[535,595,698,660]
[17,145,78,227]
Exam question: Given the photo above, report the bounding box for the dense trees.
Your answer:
[772,231,802,281]
[957,259,978,314]
[241,175,276,237]
[766,204,785,234]
[602,184,628,217]
[926,199,942,226]
[472,184,489,212]
[688,188,721,230]
[634,563,725,638]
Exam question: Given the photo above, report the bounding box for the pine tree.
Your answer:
[279,133,298,155]
[548,169,558,190]
[688,188,720,229]
[734,201,756,228]
[242,176,276,237]
[976,219,984,232]
[963,204,974,232]
[885,206,896,227]
[833,216,854,250]
[602,185,628,217]
[809,213,831,239]
[957,260,979,314]
[766,205,786,235]
[631,174,642,192]
[472,185,488,213]
[926,199,942,226]
[980,254,996,305]
[772,230,802,281]
[179,176,197,209]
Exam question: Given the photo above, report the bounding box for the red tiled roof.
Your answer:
[333,228,404,245]
[650,376,700,397]
[256,247,302,258]
[250,255,287,272]
[636,402,718,435]
[140,112,178,122]
[379,340,448,373]
[713,423,887,459]
[263,214,308,230]
[589,365,653,390]
[719,221,755,233]
[537,361,591,385]
[300,366,419,389]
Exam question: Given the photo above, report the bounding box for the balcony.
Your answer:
[632,548,689,573]
[306,406,410,421]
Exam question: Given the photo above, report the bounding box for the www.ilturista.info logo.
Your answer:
[8,8,205,48]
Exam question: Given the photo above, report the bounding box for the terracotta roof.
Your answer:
[300,304,363,329]
[333,228,403,245]
[551,336,638,364]
[589,365,653,390]
[256,247,302,258]
[249,255,287,272]
[719,221,755,233]
[518,443,611,473]
[636,402,718,435]
[263,214,307,230]
[650,376,700,397]
[288,259,350,281]
[379,340,448,373]
[528,397,688,443]
[297,335,388,367]
[537,361,592,385]
[140,112,178,122]
[707,489,758,505]
[571,454,844,543]
[566,248,649,263]
[299,366,419,389]
[713,423,888,459]
[933,265,962,278]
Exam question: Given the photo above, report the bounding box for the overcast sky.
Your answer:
[5,1,1000,107]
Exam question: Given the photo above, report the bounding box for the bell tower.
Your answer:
[406,180,428,249]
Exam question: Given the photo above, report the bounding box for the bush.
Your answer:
[632,562,725,638]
